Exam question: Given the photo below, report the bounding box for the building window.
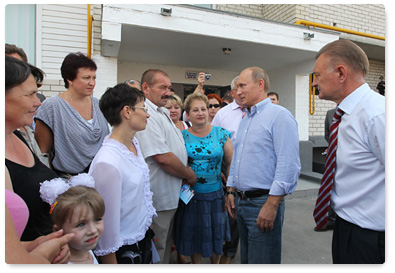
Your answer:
[5,4,36,64]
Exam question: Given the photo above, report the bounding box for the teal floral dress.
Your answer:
[174,126,231,257]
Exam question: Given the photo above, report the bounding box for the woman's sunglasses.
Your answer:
[209,104,220,108]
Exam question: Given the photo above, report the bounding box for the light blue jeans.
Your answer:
[235,194,285,264]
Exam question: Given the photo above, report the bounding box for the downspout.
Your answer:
[296,20,385,41]
[309,74,316,115]
[87,4,93,58]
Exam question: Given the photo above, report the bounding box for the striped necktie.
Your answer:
[239,106,246,118]
[314,107,345,230]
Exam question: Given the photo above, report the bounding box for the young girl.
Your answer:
[40,173,105,264]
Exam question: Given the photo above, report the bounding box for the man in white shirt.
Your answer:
[312,40,385,264]
[212,76,244,143]
[135,69,196,263]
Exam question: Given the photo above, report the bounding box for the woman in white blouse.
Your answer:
[89,83,157,264]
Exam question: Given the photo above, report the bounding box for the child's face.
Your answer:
[61,205,104,252]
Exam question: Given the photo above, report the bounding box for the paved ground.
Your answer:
[170,177,334,264]
[282,195,333,264]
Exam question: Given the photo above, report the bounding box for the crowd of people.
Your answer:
[5,39,385,264]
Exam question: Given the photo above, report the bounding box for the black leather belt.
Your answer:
[236,189,270,199]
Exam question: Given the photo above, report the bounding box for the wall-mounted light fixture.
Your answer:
[222,48,231,55]
[303,32,314,40]
[161,8,172,16]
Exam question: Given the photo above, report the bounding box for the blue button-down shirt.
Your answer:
[227,98,301,196]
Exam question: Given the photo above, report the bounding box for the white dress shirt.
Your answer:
[211,101,244,144]
[333,83,385,231]
[135,99,188,211]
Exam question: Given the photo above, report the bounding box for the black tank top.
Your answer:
[5,131,58,241]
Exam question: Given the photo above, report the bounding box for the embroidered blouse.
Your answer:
[89,136,157,256]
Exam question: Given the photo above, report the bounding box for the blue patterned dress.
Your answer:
[174,126,231,257]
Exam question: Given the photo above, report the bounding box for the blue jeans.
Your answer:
[235,194,285,264]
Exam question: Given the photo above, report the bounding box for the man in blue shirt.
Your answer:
[226,67,301,264]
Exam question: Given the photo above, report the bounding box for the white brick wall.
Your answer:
[216,4,264,18]
[91,55,118,99]
[92,4,102,56]
[261,4,297,23]
[295,74,310,141]
[38,79,65,98]
[367,59,385,92]
[309,97,337,137]
[293,4,385,37]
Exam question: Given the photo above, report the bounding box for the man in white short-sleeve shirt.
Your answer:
[135,69,196,263]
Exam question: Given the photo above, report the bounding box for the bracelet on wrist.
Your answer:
[226,191,235,196]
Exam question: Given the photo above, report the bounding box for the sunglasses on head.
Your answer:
[209,104,221,108]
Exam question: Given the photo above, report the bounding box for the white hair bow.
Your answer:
[40,173,95,207]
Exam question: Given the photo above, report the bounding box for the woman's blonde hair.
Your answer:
[51,186,105,228]
[183,92,209,114]
[168,94,184,107]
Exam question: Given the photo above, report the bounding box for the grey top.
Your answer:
[35,95,109,174]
